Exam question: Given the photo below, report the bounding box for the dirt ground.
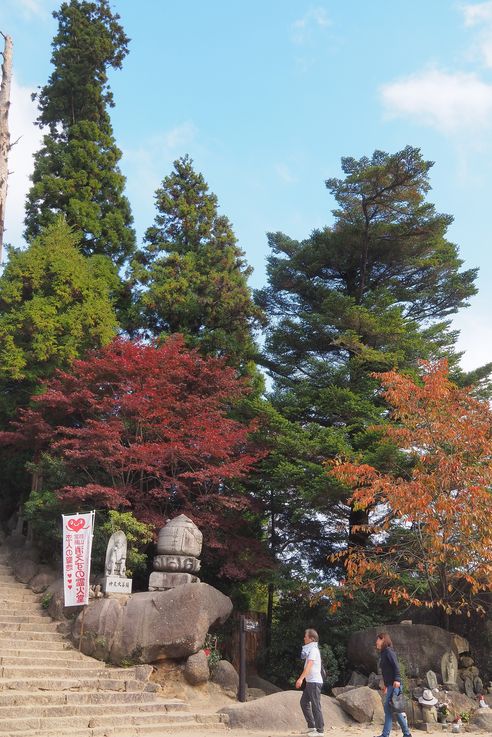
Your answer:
[156,726,486,737]
[157,688,487,737]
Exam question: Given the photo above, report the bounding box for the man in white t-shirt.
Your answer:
[295,628,324,736]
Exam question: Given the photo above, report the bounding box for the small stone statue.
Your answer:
[105,531,127,577]
[149,515,202,591]
[102,531,132,595]
[426,670,438,690]
[441,650,458,687]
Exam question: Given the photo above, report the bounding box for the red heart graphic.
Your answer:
[67,518,85,532]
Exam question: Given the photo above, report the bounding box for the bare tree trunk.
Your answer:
[0,33,13,264]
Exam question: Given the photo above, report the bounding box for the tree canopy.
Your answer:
[0,218,118,412]
[1,335,269,578]
[132,155,264,370]
[329,360,492,618]
[24,0,135,266]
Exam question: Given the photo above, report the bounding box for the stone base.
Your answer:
[148,571,200,590]
[102,575,132,594]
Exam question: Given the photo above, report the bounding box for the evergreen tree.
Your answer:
[132,156,264,370]
[256,147,481,553]
[0,218,118,416]
[24,0,135,267]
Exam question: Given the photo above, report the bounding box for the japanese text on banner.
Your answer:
[62,512,94,607]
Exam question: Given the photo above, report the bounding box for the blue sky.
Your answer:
[1,0,492,371]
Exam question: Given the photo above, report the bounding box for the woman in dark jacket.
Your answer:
[375,632,412,737]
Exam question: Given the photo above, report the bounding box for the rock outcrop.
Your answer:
[220,690,352,731]
[73,582,233,664]
[348,624,469,677]
[335,685,385,723]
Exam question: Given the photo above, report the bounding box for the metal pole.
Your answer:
[238,614,246,702]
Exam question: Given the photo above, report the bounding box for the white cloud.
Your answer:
[122,122,199,238]
[17,0,48,18]
[462,1,492,66]
[3,77,42,249]
[124,122,197,188]
[291,7,331,44]
[275,163,297,184]
[462,1,492,26]
[380,68,492,134]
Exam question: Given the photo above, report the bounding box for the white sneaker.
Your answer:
[304,730,317,735]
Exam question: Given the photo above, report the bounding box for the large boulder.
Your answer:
[45,578,84,622]
[211,660,239,694]
[73,583,232,664]
[184,650,209,685]
[12,558,39,584]
[29,565,58,593]
[472,709,492,731]
[246,674,282,695]
[335,685,384,723]
[220,690,352,730]
[347,624,469,678]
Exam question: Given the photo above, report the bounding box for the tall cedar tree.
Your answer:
[255,147,480,561]
[132,155,265,371]
[329,361,492,621]
[24,0,135,267]
[0,336,269,579]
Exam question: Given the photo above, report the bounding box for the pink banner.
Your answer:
[62,512,94,606]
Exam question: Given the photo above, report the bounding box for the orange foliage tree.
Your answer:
[328,360,492,618]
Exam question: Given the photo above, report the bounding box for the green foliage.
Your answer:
[202,633,223,675]
[24,488,64,564]
[132,156,264,371]
[41,592,53,609]
[0,219,118,386]
[261,586,403,690]
[24,0,135,266]
[255,146,483,563]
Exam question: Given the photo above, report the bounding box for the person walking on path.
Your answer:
[296,628,324,736]
[375,632,412,737]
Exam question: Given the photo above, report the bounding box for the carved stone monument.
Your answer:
[149,514,203,591]
[426,670,438,690]
[102,530,132,594]
[441,651,458,690]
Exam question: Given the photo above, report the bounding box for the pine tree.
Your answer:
[256,146,481,553]
[24,0,135,267]
[132,155,264,370]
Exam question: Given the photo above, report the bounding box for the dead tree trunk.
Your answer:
[0,33,13,264]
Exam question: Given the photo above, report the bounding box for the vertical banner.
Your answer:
[62,512,95,607]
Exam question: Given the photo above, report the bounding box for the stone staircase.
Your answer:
[0,554,227,736]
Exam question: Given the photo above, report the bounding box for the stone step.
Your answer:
[0,620,59,632]
[0,710,209,732]
[0,638,72,650]
[0,656,102,668]
[0,722,226,737]
[0,591,41,602]
[0,614,52,623]
[0,665,136,679]
[0,690,172,706]
[0,630,66,641]
[0,604,47,614]
[0,712,225,734]
[0,677,157,692]
[0,699,188,718]
[0,642,91,668]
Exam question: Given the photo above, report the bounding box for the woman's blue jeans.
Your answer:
[383,685,411,737]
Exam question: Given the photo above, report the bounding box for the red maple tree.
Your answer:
[328,360,492,617]
[3,335,267,577]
